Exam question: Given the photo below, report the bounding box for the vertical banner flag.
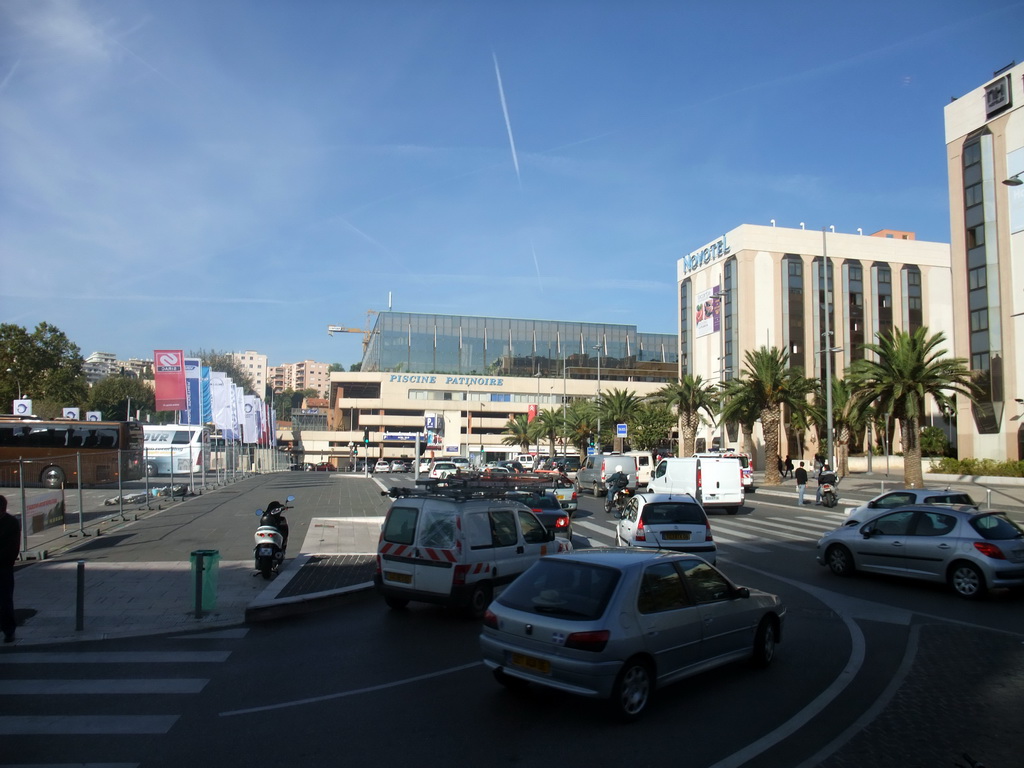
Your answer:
[527,404,538,423]
[182,358,203,425]
[13,399,32,416]
[86,411,102,421]
[154,350,187,411]
[242,396,258,444]
[62,408,81,420]
[201,366,212,424]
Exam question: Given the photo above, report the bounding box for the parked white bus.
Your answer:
[142,424,211,478]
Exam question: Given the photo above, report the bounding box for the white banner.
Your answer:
[86,411,103,421]
[63,407,80,420]
[13,398,32,416]
[242,395,259,444]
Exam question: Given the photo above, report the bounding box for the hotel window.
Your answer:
[722,258,737,381]
[873,264,893,338]
[901,266,922,334]
[679,280,691,376]
[845,262,865,362]
[782,255,804,370]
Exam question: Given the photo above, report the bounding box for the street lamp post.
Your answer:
[822,228,834,470]
[593,344,602,452]
[6,368,21,399]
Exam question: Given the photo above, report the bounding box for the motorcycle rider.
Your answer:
[605,464,630,513]
[259,500,290,550]
[815,464,838,505]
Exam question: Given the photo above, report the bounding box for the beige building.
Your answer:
[231,350,268,396]
[945,61,1024,462]
[270,360,331,399]
[677,224,956,462]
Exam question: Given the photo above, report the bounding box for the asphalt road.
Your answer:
[3,473,1022,767]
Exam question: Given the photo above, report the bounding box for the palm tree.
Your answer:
[814,376,868,478]
[500,413,536,453]
[532,408,565,456]
[718,379,762,465]
[599,387,645,453]
[564,400,599,456]
[650,375,718,457]
[848,327,976,488]
[729,346,819,486]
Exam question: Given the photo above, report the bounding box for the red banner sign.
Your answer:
[154,349,187,411]
[527,403,538,423]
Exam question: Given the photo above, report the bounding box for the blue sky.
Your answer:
[2,0,1022,370]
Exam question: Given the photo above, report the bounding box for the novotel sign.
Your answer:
[681,235,730,275]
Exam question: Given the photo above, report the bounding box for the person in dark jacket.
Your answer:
[794,462,809,506]
[0,495,21,643]
[816,465,838,505]
[784,455,794,479]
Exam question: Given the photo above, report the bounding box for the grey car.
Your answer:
[480,549,785,720]
[844,487,977,523]
[817,504,1024,599]
[614,492,717,564]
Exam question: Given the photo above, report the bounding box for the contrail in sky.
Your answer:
[530,240,544,294]
[492,52,521,187]
[0,59,20,93]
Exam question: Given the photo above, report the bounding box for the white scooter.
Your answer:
[253,495,294,579]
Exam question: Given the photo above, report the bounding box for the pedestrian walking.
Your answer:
[794,462,808,506]
[784,455,794,479]
[0,494,20,643]
[777,457,785,478]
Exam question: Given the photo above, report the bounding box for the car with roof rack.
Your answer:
[374,476,573,618]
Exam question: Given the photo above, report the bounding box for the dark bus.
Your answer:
[0,416,145,488]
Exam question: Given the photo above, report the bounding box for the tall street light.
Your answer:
[822,228,834,469]
[593,344,602,452]
[5,368,21,399]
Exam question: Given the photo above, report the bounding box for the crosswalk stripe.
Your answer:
[0,679,208,695]
[2,651,231,665]
[0,715,179,735]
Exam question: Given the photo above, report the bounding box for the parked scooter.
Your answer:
[254,495,295,579]
[820,481,839,508]
[607,487,636,517]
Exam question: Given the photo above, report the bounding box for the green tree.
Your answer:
[598,387,644,453]
[564,400,599,456]
[816,376,868,478]
[718,378,765,465]
[500,413,538,453]
[273,388,318,422]
[88,375,157,422]
[728,346,819,486]
[920,425,950,458]
[1,322,88,415]
[532,408,565,456]
[848,327,977,488]
[629,401,676,453]
[650,375,718,457]
[188,349,256,394]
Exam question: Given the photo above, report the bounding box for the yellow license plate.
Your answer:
[511,652,551,675]
[663,531,691,541]
[384,571,412,584]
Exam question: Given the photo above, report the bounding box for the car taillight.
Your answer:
[705,519,713,541]
[635,518,646,541]
[482,609,499,629]
[571,490,577,501]
[973,541,1006,560]
[554,516,570,529]
[453,564,471,585]
[565,630,610,652]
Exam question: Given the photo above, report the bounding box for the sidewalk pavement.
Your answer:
[5,475,389,647]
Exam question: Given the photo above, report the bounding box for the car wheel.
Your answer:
[752,617,778,668]
[948,561,987,600]
[40,466,65,489]
[593,483,601,497]
[610,657,653,722]
[384,596,409,610]
[492,668,530,691]
[465,581,493,619]
[826,544,855,577]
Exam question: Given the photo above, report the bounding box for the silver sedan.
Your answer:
[480,549,785,721]
[817,504,1024,599]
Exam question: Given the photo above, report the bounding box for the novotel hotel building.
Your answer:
[297,311,677,465]
[678,223,956,460]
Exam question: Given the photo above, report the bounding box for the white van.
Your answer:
[626,451,654,486]
[648,456,745,514]
[374,489,571,617]
[576,454,638,496]
[514,454,536,470]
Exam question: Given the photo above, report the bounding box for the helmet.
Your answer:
[615,464,623,472]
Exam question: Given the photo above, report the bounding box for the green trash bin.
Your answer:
[190,549,221,614]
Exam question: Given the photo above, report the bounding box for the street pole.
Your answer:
[822,228,834,470]
[593,344,602,453]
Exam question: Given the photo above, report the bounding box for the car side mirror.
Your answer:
[734,586,750,599]
[867,501,877,508]
[860,524,874,538]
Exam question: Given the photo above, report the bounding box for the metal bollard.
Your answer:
[76,560,85,631]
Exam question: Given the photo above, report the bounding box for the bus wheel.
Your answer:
[145,462,159,477]
[41,466,65,489]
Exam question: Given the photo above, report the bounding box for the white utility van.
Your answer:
[648,456,745,514]
[374,488,571,617]
[576,454,638,496]
[626,451,654,486]
[514,454,536,470]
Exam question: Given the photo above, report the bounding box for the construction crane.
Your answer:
[327,311,378,356]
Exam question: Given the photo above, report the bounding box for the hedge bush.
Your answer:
[928,457,1024,478]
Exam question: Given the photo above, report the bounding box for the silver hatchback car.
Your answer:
[844,487,977,523]
[615,492,717,564]
[480,549,785,720]
[817,505,1024,599]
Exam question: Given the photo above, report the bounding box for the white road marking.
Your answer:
[0,715,179,735]
[0,679,208,695]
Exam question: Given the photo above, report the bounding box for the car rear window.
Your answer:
[970,513,1024,541]
[497,560,621,620]
[383,506,418,545]
[923,493,976,506]
[642,502,706,525]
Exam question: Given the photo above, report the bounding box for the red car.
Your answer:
[314,462,336,472]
